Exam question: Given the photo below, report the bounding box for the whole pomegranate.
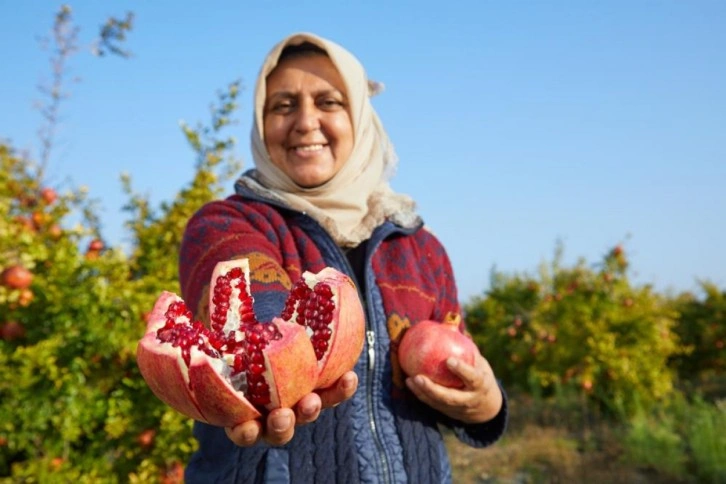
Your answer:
[136,258,365,427]
[88,239,104,252]
[137,429,156,449]
[398,314,478,388]
[1,265,33,290]
[40,187,58,205]
[1,321,26,341]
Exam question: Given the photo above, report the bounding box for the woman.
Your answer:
[179,32,507,483]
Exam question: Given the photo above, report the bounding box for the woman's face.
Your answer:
[263,54,354,188]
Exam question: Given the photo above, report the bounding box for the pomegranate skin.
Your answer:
[398,317,478,389]
[136,292,211,423]
[1,265,33,290]
[302,267,365,389]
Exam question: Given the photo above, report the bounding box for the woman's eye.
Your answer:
[270,100,294,113]
[319,98,344,110]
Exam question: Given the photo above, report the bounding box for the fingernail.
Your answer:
[342,375,355,391]
[301,404,318,418]
[447,357,458,369]
[242,427,257,443]
[414,375,426,386]
[271,414,291,432]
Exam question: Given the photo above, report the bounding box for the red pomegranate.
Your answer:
[88,239,104,252]
[137,429,156,449]
[1,265,33,290]
[136,258,365,427]
[1,321,26,341]
[40,187,58,205]
[398,314,478,388]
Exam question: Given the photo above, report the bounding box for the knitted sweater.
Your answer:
[179,185,508,483]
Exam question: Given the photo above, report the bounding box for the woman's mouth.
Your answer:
[291,144,327,157]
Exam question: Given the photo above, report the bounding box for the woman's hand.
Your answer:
[224,370,358,447]
[405,353,502,424]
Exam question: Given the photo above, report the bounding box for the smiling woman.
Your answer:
[263,45,354,188]
[178,32,508,483]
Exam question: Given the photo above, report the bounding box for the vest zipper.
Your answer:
[365,328,391,484]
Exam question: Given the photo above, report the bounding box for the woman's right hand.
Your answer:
[224,370,358,446]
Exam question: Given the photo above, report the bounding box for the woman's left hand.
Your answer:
[225,370,358,447]
[405,353,502,424]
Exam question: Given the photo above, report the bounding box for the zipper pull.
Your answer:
[367,330,375,371]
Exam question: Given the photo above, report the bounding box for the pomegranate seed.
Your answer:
[227,267,243,279]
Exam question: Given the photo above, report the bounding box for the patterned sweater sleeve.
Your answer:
[178,196,296,324]
[425,230,509,448]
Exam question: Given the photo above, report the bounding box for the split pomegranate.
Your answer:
[136,258,365,428]
[398,314,478,388]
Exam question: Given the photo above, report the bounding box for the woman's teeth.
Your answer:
[295,144,324,152]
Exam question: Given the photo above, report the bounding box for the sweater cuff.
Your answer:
[447,383,508,448]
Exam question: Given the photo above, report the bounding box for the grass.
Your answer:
[443,390,720,484]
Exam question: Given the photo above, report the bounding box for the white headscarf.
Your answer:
[237,32,419,247]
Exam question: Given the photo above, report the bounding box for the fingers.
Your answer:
[444,356,483,389]
[406,373,462,410]
[263,408,296,446]
[224,371,359,448]
[295,393,322,426]
[225,408,297,447]
[405,354,504,424]
[318,371,358,408]
[225,419,263,447]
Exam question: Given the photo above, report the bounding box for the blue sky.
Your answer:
[1,1,725,301]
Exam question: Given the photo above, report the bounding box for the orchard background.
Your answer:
[1,6,724,483]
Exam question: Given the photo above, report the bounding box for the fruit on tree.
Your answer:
[48,224,63,240]
[18,289,34,307]
[161,461,185,484]
[88,239,104,252]
[1,265,33,289]
[1,321,26,341]
[137,429,156,449]
[40,187,58,205]
[136,258,365,427]
[398,314,478,388]
[14,216,36,233]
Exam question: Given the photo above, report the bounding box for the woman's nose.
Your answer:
[294,101,320,133]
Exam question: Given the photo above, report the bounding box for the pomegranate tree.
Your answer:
[136,258,365,427]
[398,314,478,388]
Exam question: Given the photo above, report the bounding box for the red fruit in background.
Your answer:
[88,239,104,252]
[161,461,185,484]
[581,379,594,392]
[40,187,58,205]
[137,429,156,448]
[1,321,26,341]
[18,288,34,307]
[48,224,63,240]
[136,258,365,427]
[398,314,478,388]
[14,216,36,233]
[1,265,33,289]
